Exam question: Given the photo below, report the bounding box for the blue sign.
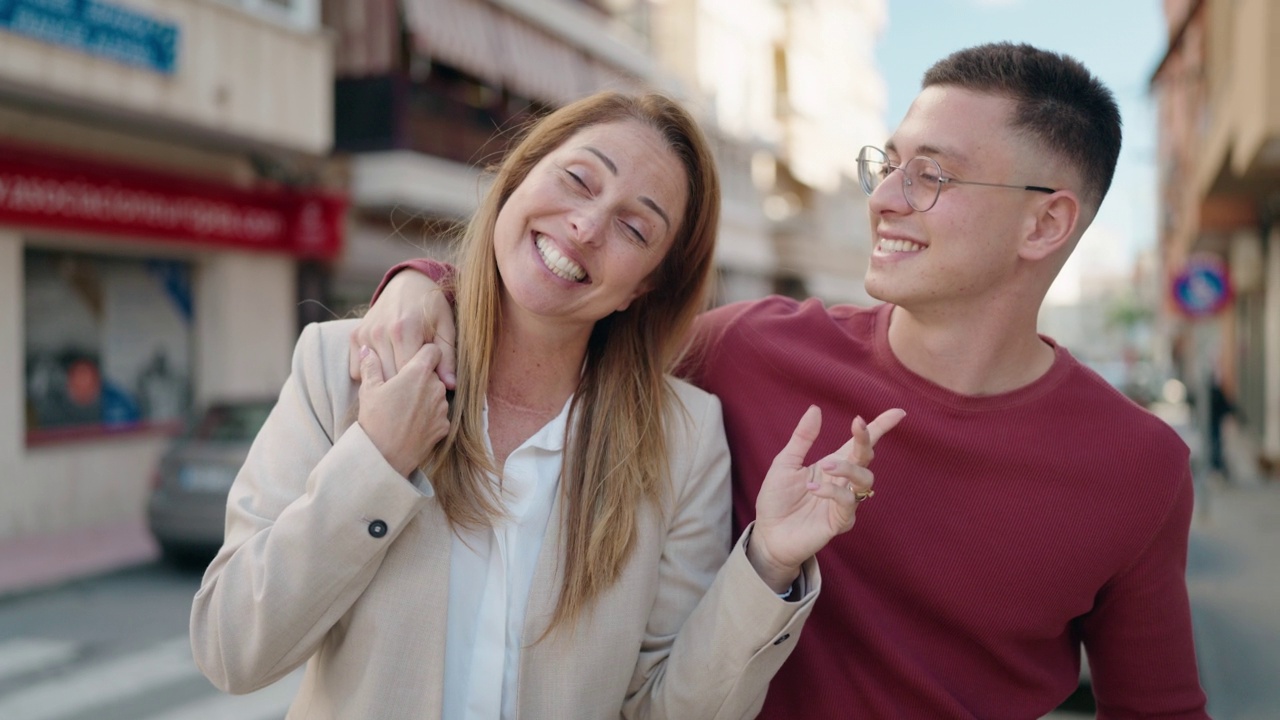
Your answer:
[0,0,180,75]
[1171,255,1232,318]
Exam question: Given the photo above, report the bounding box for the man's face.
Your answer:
[864,86,1048,315]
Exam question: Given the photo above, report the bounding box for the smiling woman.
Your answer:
[191,91,903,719]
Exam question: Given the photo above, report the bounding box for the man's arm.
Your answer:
[1081,464,1209,718]
[349,260,457,386]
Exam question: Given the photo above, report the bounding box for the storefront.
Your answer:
[0,140,344,579]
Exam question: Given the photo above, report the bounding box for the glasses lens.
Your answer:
[857,146,887,197]
[904,157,942,212]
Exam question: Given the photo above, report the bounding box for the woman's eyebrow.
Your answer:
[583,145,671,230]
[584,146,617,174]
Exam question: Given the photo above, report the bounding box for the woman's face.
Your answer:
[493,120,689,333]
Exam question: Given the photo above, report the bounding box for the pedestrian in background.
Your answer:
[191,91,901,719]
[360,43,1208,718]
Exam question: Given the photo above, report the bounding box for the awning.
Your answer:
[401,0,644,105]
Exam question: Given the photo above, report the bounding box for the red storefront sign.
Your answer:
[0,141,346,259]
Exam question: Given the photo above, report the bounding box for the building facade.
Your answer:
[0,0,338,585]
[1151,0,1280,479]
[648,0,886,305]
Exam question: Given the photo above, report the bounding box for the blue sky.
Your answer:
[876,0,1167,303]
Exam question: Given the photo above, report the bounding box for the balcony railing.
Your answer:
[335,74,542,167]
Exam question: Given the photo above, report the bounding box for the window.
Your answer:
[25,249,194,442]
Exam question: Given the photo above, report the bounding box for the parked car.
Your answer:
[147,398,275,563]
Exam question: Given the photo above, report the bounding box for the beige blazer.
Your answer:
[191,319,820,720]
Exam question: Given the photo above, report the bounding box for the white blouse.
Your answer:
[441,397,572,720]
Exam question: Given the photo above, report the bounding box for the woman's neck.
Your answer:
[488,319,587,418]
[485,323,586,468]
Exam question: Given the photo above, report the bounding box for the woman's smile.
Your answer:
[535,232,588,283]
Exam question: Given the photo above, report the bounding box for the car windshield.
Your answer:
[188,401,275,442]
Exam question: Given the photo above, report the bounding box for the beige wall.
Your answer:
[0,0,332,154]
[1265,229,1280,461]
[0,232,23,527]
[194,252,297,406]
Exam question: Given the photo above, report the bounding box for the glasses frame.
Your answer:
[856,145,1056,213]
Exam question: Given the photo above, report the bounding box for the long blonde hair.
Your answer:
[425,92,720,633]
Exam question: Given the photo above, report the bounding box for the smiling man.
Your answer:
[356,43,1208,718]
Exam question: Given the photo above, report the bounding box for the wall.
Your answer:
[0,0,332,154]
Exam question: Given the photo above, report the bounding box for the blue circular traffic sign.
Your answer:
[1171,255,1231,317]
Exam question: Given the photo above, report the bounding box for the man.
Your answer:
[354,43,1208,718]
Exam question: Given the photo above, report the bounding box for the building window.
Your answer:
[24,249,194,444]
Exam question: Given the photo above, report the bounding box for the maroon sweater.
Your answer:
[378,262,1207,718]
[689,297,1206,719]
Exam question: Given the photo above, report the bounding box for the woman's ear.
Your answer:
[1019,190,1080,262]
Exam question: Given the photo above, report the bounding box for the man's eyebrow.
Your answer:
[584,146,617,174]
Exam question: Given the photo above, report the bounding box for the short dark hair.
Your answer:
[922,42,1121,211]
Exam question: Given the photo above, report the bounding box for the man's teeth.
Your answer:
[878,238,923,253]
[536,235,587,281]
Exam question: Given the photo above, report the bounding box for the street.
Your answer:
[0,562,300,720]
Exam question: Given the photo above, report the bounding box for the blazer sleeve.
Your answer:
[623,390,821,720]
[189,321,432,694]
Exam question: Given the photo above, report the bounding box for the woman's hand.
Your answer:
[356,344,451,477]
[347,270,457,389]
[747,405,906,592]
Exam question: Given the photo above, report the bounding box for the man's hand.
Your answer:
[356,344,451,477]
[747,405,906,593]
[348,270,457,389]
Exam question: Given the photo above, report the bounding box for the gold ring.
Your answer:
[853,488,874,503]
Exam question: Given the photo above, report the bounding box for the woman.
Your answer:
[190,92,900,719]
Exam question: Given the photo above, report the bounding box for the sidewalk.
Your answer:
[0,519,158,599]
[1187,476,1280,720]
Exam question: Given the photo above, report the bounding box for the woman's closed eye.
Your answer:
[620,219,647,246]
[564,168,590,192]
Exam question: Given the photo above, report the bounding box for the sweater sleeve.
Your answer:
[189,322,431,694]
[1081,463,1209,718]
[370,259,456,305]
[621,390,821,720]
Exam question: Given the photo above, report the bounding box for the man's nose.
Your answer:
[868,170,911,215]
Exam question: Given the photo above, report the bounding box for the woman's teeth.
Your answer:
[536,235,587,282]
[878,238,923,253]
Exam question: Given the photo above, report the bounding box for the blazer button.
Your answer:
[772,633,791,646]
[368,520,388,538]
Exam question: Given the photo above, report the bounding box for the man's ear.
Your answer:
[1019,191,1081,261]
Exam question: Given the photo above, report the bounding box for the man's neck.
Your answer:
[886,304,1056,396]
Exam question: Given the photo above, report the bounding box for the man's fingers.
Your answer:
[429,294,458,389]
[775,405,822,469]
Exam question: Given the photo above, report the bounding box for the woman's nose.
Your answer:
[570,207,606,245]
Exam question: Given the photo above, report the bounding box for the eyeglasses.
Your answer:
[856,145,1055,213]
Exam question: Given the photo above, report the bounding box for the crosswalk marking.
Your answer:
[0,638,78,683]
[141,670,301,720]
[0,636,201,720]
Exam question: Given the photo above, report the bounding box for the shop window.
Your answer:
[24,249,194,444]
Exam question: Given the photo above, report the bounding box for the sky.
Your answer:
[876,0,1168,305]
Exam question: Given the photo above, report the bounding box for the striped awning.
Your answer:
[401,0,644,105]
